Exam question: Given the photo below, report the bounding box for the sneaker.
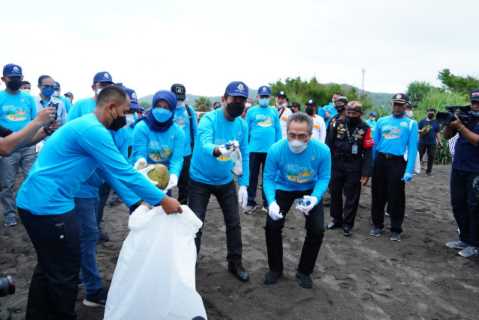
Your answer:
[446,240,468,250]
[343,227,352,237]
[390,232,401,242]
[243,205,257,215]
[369,227,383,237]
[327,222,343,230]
[263,271,282,285]
[83,288,108,307]
[295,272,313,289]
[3,215,17,227]
[458,246,479,258]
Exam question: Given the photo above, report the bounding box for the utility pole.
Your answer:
[361,68,366,96]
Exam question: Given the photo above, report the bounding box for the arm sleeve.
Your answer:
[131,123,149,163]
[0,125,12,138]
[319,117,327,143]
[238,121,249,186]
[197,114,217,156]
[190,106,198,142]
[168,128,185,176]
[275,111,282,141]
[405,121,419,175]
[361,127,374,177]
[372,120,382,160]
[77,125,165,205]
[312,145,332,200]
[263,147,279,205]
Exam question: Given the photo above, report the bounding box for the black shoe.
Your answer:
[369,227,384,237]
[295,272,313,289]
[228,262,250,282]
[98,231,110,243]
[343,227,352,237]
[327,222,342,230]
[263,271,282,285]
[83,288,108,307]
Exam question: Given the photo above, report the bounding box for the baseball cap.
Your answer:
[124,87,140,110]
[225,81,249,98]
[93,71,113,85]
[369,111,378,117]
[258,86,272,97]
[391,93,409,104]
[276,91,287,99]
[335,96,348,104]
[470,89,479,102]
[171,83,186,101]
[305,99,316,106]
[3,64,22,77]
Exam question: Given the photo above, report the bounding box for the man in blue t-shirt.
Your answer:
[444,89,479,258]
[0,64,38,227]
[418,108,441,175]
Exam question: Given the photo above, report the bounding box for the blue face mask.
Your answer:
[41,86,55,98]
[259,98,270,107]
[152,107,172,123]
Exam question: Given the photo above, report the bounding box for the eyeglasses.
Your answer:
[287,132,309,140]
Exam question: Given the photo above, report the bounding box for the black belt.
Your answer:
[378,152,404,160]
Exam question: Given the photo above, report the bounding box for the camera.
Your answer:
[436,105,479,128]
[0,275,15,297]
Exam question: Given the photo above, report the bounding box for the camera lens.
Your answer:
[0,275,15,297]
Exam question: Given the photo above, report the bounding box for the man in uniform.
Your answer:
[326,101,374,236]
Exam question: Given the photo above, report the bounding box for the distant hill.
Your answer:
[140,87,392,109]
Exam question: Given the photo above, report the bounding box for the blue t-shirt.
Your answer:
[174,104,198,157]
[263,139,331,204]
[453,122,479,173]
[246,105,282,153]
[374,115,419,175]
[418,118,440,145]
[16,113,164,215]
[67,97,96,121]
[190,108,249,186]
[0,90,37,132]
[132,121,185,176]
[59,95,72,113]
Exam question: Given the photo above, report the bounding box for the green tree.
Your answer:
[407,81,436,106]
[194,96,212,112]
[438,69,479,94]
[139,100,150,111]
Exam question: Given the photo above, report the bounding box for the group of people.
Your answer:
[1,62,479,320]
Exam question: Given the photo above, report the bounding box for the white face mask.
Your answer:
[126,114,135,125]
[288,139,307,154]
[21,89,30,93]
[405,110,413,118]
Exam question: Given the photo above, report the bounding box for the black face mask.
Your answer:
[305,106,315,116]
[108,115,126,131]
[348,117,361,125]
[6,78,22,92]
[226,102,245,118]
[427,113,434,119]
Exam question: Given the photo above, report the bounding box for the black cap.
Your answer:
[335,96,348,104]
[171,83,186,101]
[391,93,409,104]
[276,91,287,99]
[305,99,316,106]
[470,89,479,102]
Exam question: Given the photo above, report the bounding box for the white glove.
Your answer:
[218,144,234,158]
[165,174,178,191]
[134,158,148,170]
[296,195,318,215]
[268,201,283,221]
[238,186,248,209]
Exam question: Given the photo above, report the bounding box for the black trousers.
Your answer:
[371,154,407,233]
[330,159,362,228]
[450,169,479,247]
[18,208,80,320]
[247,152,267,208]
[419,143,436,174]
[265,189,325,275]
[97,182,111,230]
[188,178,242,262]
[178,155,192,204]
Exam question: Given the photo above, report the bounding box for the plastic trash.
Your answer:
[104,205,207,320]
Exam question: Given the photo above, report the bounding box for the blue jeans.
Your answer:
[74,197,102,297]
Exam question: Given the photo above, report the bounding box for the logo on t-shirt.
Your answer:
[255,114,272,127]
[286,164,314,184]
[2,105,28,122]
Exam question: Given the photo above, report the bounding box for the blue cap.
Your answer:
[225,81,249,98]
[258,85,272,96]
[152,90,177,112]
[3,64,22,77]
[124,87,141,111]
[93,71,113,85]
[369,111,378,116]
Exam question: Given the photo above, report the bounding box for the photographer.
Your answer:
[444,89,479,258]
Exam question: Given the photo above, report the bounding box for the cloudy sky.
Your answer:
[0,0,477,99]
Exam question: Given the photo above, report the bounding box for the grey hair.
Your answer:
[286,112,313,135]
